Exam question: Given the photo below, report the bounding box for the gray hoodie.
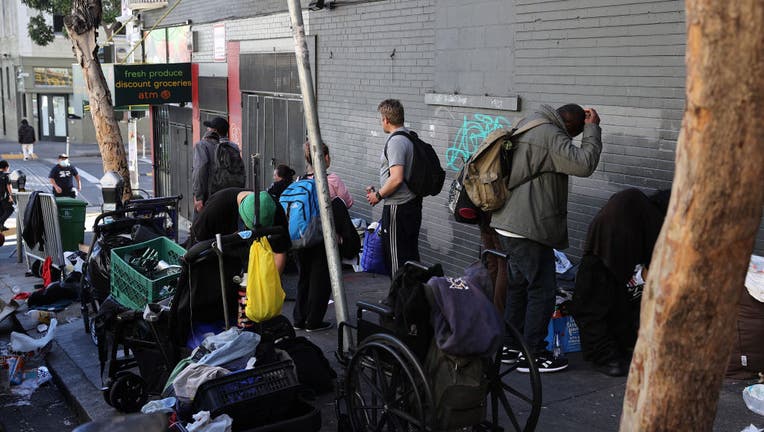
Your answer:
[490,105,602,249]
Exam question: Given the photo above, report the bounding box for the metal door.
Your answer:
[242,94,306,191]
[152,106,194,221]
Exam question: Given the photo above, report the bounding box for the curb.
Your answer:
[46,340,114,423]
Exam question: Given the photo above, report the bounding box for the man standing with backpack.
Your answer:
[366,99,422,278]
[491,104,602,373]
[192,117,246,215]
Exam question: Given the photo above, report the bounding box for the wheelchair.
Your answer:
[335,252,543,432]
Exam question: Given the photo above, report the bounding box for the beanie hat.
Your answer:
[238,191,276,230]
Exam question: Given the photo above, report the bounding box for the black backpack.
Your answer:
[208,140,246,195]
[386,131,446,197]
[275,336,337,394]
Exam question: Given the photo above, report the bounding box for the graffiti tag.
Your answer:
[445,114,511,171]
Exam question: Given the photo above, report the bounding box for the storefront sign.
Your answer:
[114,63,192,106]
[34,67,72,87]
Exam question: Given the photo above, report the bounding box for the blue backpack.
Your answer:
[279,179,321,248]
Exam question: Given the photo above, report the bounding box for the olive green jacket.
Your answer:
[490,104,602,249]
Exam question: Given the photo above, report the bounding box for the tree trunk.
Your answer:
[65,0,132,202]
[619,0,764,430]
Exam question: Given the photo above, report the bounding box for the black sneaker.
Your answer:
[518,352,569,373]
[306,321,333,332]
[501,347,523,364]
[293,321,306,330]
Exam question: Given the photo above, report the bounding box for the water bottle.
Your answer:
[553,332,562,359]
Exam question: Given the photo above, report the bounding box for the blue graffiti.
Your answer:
[445,114,512,171]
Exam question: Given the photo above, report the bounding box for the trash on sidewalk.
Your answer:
[0,298,20,323]
[741,425,763,432]
[142,396,178,414]
[7,365,53,401]
[743,384,764,416]
[10,318,58,360]
[186,411,233,432]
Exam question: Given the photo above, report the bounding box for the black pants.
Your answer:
[571,255,639,365]
[53,189,76,198]
[0,201,14,228]
[381,198,422,278]
[500,236,557,355]
[293,244,331,327]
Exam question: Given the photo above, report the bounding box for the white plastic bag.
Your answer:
[186,411,233,432]
[10,318,57,358]
[743,384,764,416]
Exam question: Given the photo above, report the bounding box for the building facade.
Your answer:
[143,0,764,273]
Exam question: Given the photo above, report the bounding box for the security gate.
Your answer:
[152,105,194,220]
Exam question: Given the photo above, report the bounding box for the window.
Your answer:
[53,14,65,33]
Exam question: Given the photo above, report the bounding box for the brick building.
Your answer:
[141,0,764,274]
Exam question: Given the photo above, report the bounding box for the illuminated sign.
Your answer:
[113,63,192,106]
[34,67,72,87]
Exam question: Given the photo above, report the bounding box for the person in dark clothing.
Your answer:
[267,164,296,199]
[571,188,670,376]
[293,142,356,332]
[18,119,36,161]
[0,160,15,231]
[48,154,81,198]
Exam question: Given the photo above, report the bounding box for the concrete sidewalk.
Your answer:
[0,241,761,430]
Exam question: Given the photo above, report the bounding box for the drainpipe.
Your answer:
[286,0,352,348]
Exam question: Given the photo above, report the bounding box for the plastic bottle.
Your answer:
[553,333,562,359]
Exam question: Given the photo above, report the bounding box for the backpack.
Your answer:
[279,179,322,249]
[386,131,445,197]
[425,342,489,430]
[462,118,548,212]
[208,140,246,195]
[446,167,481,225]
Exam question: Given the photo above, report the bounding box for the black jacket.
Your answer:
[22,192,45,250]
[18,124,36,144]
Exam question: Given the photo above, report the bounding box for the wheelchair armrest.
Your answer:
[356,300,393,319]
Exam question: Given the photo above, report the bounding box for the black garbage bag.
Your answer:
[87,234,134,303]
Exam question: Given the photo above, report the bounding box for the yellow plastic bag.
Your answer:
[244,237,285,323]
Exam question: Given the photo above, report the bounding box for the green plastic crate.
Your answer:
[110,237,186,310]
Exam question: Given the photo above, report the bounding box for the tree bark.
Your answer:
[65,0,132,202]
[619,0,764,430]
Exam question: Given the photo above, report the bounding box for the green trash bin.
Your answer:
[55,197,88,251]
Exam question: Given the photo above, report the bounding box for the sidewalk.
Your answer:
[0,241,761,430]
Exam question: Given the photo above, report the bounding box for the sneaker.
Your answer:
[293,321,306,330]
[594,359,628,377]
[518,351,569,373]
[305,321,333,332]
[501,347,523,364]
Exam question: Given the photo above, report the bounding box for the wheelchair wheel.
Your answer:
[346,333,433,431]
[488,323,542,432]
[107,372,147,413]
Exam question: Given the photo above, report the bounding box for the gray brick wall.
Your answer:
[144,0,764,274]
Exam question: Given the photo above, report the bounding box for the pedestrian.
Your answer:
[48,154,81,198]
[491,104,602,373]
[365,99,421,278]
[293,141,353,332]
[191,117,245,215]
[0,160,15,231]
[571,188,670,376]
[267,164,296,199]
[18,119,36,161]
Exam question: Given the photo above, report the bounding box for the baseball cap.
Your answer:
[58,154,69,159]
[203,117,229,136]
[238,191,276,230]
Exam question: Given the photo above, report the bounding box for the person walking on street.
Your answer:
[191,116,245,215]
[491,104,602,373]
[365,99,421,278]
[293,142,354,332]
[18,119,36,161]
[48,154,81,198]
[0,160,15,231]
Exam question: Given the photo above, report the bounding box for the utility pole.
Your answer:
[286,0,351,347]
